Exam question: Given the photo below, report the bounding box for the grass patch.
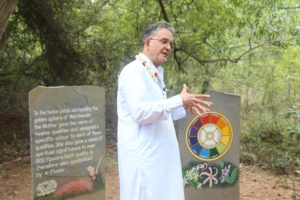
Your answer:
[240,105,300,174]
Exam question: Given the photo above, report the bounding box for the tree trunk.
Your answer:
[0,0,18,37]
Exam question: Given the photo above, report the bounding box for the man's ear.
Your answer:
[144,38,151,47]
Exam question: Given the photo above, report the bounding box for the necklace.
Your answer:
[135,53,167,91]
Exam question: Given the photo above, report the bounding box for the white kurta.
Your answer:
[117,53,186,200]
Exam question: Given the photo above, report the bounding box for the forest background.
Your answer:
[0,0,299,184]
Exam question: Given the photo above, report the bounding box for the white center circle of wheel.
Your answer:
[198,123,222,149]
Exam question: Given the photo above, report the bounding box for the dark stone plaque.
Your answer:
[176,90,240,200]
[29,86,105,199]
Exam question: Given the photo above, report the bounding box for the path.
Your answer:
[0,157,299,200]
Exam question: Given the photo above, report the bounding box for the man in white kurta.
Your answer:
[117,22,212,200]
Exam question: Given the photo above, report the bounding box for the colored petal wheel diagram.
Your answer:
[185,112,233,161]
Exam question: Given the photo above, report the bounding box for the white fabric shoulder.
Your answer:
[118,60,184,124]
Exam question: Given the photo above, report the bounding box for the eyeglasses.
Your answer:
[150,38,174,49]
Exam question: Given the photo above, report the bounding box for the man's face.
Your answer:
[144,28,173,67]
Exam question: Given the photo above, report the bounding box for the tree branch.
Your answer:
[157,0,169,22]
[177,37,299,64]
[277,6,300,9]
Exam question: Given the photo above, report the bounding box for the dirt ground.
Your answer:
[0,156,299,200]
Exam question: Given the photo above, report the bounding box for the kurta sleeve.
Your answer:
[171,107,186,121]
[119,63,183,125]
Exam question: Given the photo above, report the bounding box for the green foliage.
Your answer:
[1,131,29,161]
[212,40,300,173]
[279,103,300,141]
[240,108,300,173]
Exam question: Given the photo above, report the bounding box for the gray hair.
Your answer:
[142,21,175,46]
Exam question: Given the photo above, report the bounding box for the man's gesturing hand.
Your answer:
[179,84,213,115]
